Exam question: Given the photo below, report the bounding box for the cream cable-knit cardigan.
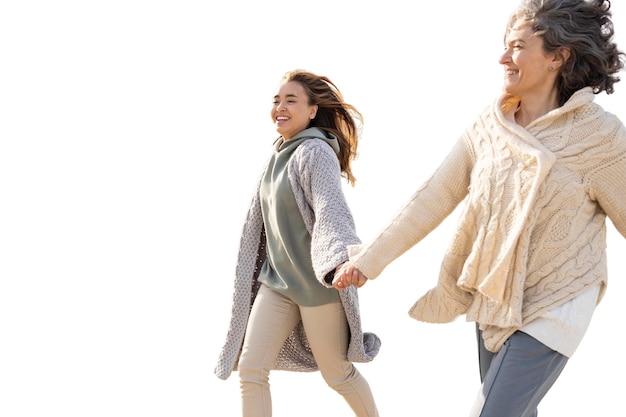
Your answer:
[215,133,381,380]
[350,87,626,352]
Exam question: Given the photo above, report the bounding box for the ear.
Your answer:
[309,104,318,120]
[552,47,571,70]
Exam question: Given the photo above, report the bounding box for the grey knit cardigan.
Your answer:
[214,133,381,380]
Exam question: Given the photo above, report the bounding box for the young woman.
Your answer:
[215,70,380,417]
[333,1,626,416]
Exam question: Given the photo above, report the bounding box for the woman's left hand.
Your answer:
[333,262,368,289]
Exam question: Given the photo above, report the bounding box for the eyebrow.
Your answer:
[505,34,530,46]
[273,93,299,99]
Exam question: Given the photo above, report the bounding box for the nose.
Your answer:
[499,48,512,65]
[276,101,287,112]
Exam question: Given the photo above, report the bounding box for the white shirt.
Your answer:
[521,284,600,357]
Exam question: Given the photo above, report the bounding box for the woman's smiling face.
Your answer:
[271,80,318,141]
[499,19,558,99]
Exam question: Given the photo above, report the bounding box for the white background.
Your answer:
[1,1,625,416]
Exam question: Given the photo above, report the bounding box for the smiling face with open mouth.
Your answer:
[271,80,318,141]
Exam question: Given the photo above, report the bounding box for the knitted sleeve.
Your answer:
[290,139,381,363]
[290,139,361,286]
[351,135,474,280]
[586,118,626,237]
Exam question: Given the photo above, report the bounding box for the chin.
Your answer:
[502,82,518,94]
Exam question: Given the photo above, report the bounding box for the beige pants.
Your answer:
[238,284,378,417]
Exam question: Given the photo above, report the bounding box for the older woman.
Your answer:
[333,1,626,416]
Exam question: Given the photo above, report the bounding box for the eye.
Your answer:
[504,42,522,51]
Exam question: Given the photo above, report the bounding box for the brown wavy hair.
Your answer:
[281,69,362,186]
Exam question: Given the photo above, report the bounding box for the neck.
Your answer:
[514,91,560,128]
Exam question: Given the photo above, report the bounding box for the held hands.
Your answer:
[332,262,368,289]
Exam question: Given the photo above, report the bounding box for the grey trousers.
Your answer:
[470,325,568,417]
[238,284,379,417]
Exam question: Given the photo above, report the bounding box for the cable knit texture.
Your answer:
[215,132,381,380]
[350,88,626,352]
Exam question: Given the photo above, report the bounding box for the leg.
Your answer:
[475,324,495,383]
[470,328,568,417]
[238,285,301,417]
[300,301,379,417]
